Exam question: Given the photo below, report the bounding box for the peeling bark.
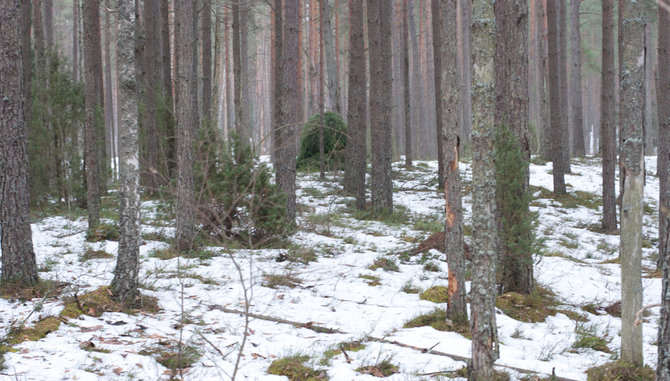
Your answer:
[111,0,141,305]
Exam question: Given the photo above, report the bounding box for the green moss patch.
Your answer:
[404,308,470,336]
[6,316,63,345]
[495,286,560,323]
[0,280,67,301]
[356,359,399,377]
[368,257,399,272]
[359,274,381,286]
[60,286,160,319]
[262,273,303,289]
[268,355,328,380]
[81,249,114,262]
[85,223,119,242]
[419,286,449,303]
[586,361,654,381]
[320,340,366,365]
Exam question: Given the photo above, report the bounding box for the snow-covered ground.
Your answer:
[0,156,662,380]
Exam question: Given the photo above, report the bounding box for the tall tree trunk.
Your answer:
[402,0,412,167]
[319,2,326,179]
[367,0,393,215]
[202,0,212,123]
[619,0,646,366]
[458,0,472,151]
[547,0,566,194]
[140,0,160,192]
[0,0,38,287]
[103,0,116,179]
[557,0,570,170]
[275,0,300,224]
[232,0,249,143]
[431,0,444,189]
[657,0,670,273]
[20,0,31,130]
[408,0,423,162]
[174,0,198,253]
[320,0,340,114]
[569,0,585,157]
[343,0,366,210]
[494,0,533,295]
[437,0,467,325]
[470,0,499,378]
[538,0,550,158]
[111,0,141,306]
[658,5,670,375]
[601,0,617,233]
[83,0,103,229]
[73,0,80,82]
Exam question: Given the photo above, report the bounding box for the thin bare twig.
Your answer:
[634,303,661,326]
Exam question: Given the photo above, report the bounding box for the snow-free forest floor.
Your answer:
[0,156,663,380]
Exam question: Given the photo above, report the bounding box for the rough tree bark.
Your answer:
[437,0,467,324]
[431,0,445,189]
[73,0,80,81]
[619,0,646,367]
[601,0,617,233]
[659,5,670,372]
[111,0,141,305]
[402,0,412,167]
[0,0,39,287]
[140,0,160,192]
[494,0,532,295]
[83,0,103,229]
[569,0,585,157]
[275,0,300,224]
[469,0,499,378]
[174,0,198,253]
[343,0,366,210]
[367,0,394,215]
[202,0,212,123]
[557,0,570,171]
[20,0,31,130]
[320,0,340,114]
[547,0,566,194]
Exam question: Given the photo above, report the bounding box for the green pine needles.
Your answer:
[297,112,347,171]
[195,131,287,247]
[495,125,539,294]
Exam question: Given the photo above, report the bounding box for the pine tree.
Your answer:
[601,0,617,233]
[469,0,499,378]
[619,0,646,367]
[0,0,39,287]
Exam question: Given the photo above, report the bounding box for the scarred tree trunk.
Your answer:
[0,0,38,287]
[111,0,140,305]
[437,0,467,324]
[368,0,393,215]
[175,0,198,253]
[494,0,532,295]
[547,0,566,194]
[83,0,103,229]
[469,0,499,378]
[569,0,585,157]
[343,0,366,210]
[601,0,617,233]
[619,0,646,366]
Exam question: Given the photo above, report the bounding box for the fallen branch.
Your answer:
[207,305,579,381]
[635,303,661,326]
